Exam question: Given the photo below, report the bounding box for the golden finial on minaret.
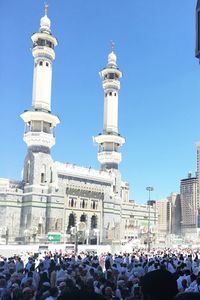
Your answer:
[111,40,115,52]
[44,3,48,15]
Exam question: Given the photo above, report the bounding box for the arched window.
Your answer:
[80,214,87,222]
[82,199,85,209]
[67,213,75,232]
[70,198,75,207]
[92,201,96,210]
[39,61,43,66]
[26,161,30,183]
[50,167,53,183]
[91,215,97,229]
[41,164,46,183]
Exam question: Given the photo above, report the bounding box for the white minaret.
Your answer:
[94,44,125,170]
[20,5,59,151]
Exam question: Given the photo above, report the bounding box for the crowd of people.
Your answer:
[0,247,199,299]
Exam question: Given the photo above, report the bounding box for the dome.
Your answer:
[40,14,51,33]
[108,51,117,67]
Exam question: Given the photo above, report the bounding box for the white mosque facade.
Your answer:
[0,8,156,245]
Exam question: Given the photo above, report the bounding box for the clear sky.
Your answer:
[0,0,199,203]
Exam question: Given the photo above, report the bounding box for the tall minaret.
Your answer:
[94,45,125,170]
[20,5,60,186]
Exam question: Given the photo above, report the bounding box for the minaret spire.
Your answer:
[94,47,125,170]
[111,40,115,52]
[44,3,48,15]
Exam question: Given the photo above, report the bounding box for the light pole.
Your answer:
[75,226,78,255]
[146,186,154,252]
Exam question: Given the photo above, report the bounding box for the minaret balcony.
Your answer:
[23,131,55,148]
[31,32,58,44]
[94,134,125,146]
[32,46,55,60]
[100,68,122,78]
[103,80,120,90]
[97,151,122,165]
[20,111,60,127]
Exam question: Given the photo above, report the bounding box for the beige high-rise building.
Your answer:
[157,193,181,237]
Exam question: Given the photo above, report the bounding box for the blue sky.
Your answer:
[0,0,199,203]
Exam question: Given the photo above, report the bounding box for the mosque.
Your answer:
[0,7,156,245]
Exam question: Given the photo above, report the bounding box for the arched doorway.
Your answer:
[90,215,98,244]
[67,213,75,233]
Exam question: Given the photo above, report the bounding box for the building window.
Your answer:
[39,61,43,66]
[46,62,49,67]
[109,92,112,96]
[91,215,97,229]
[80,214,87,222]
[41,165,46,183]
[26,161,30,183]
[50,167,53,183]
[81,199,87,209]
[41,173,45,183]
[91,200,97,210]
[69,197,76,208]
[67,213,75,232]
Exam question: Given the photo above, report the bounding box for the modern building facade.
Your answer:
[0,7,157,245]
[180,173,197,235]
[157,193,181,238]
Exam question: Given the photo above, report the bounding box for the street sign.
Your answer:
[48,233,61,243]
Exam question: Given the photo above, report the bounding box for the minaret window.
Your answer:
[108,73,115,79]
[109,92,112,96]
[46,40,54,49]
[39,61,43,66]
[46,62,49,67]
[41,164,46,183]
[50,167,53,183]
[37,38,45,46]
[26,161,30,183]
[43,121,50,133]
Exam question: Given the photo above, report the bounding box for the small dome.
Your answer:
[108,51,117,67]
[40,14,51,33]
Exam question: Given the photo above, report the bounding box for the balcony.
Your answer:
[97,151,122,164]
[23,131,55,148]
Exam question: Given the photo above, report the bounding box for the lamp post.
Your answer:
[146,186,154,252]
[75,226,78,255]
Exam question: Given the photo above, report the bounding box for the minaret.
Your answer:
[20,5,60,186]
[94,44,125,171]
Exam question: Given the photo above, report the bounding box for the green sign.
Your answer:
[48,233,61,243]
[174,238,183,245]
